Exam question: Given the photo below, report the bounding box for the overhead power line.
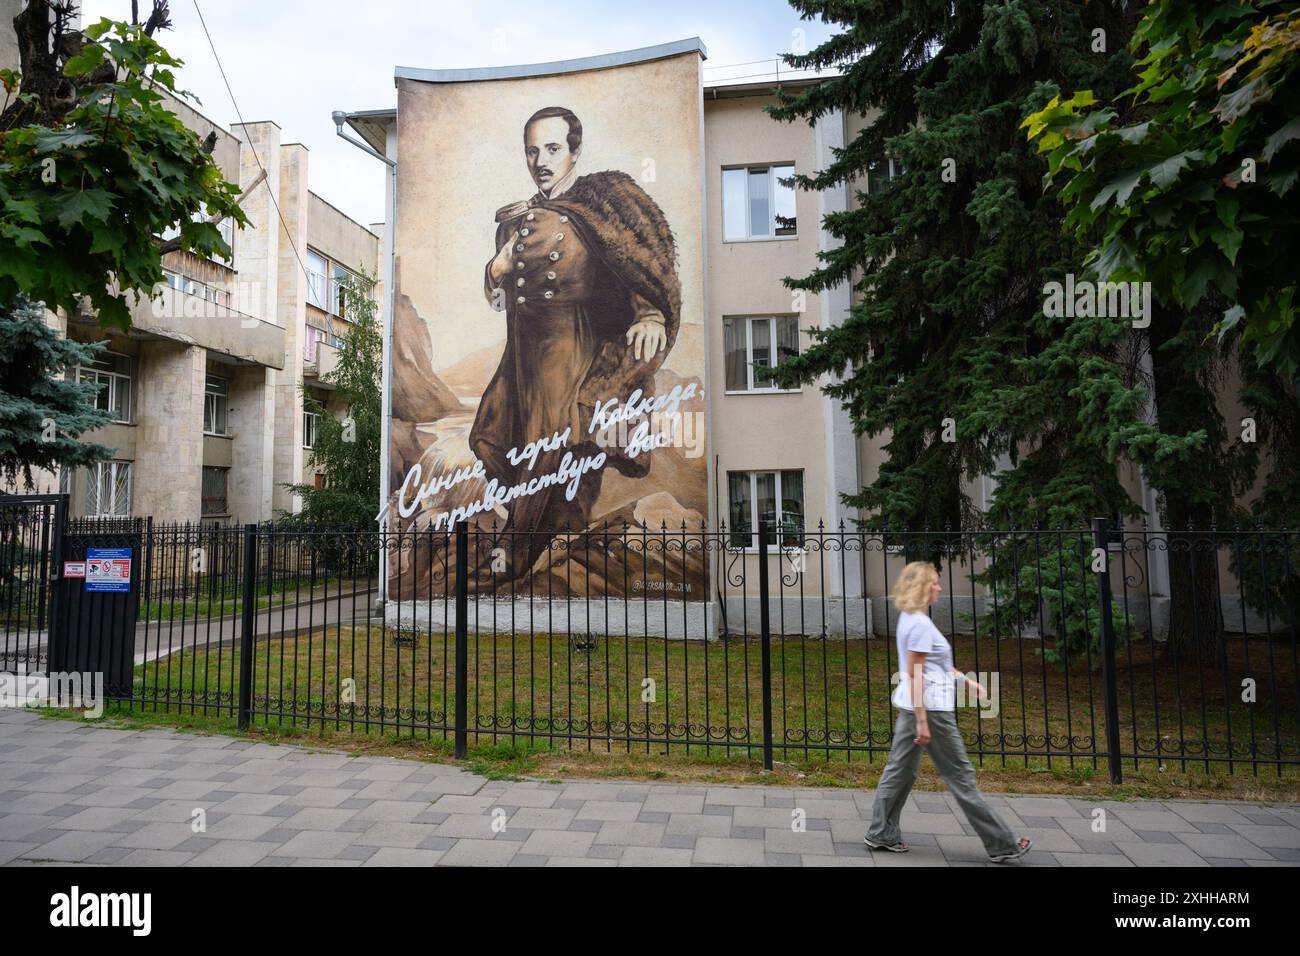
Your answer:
[191,0,313,292]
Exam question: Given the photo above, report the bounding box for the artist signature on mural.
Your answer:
[632,579,692,594]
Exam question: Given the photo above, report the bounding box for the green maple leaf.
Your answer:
[54,189,115,228]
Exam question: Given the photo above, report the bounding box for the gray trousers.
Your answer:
[866,708,1018,856]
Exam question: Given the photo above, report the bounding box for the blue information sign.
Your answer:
[85,547,132,592]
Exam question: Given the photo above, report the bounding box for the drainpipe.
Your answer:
[332,111,397,607]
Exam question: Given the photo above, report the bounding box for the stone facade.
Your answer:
[0,8,380,523]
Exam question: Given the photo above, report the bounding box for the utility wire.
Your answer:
[191,0,314,291]
[186,20,823,288]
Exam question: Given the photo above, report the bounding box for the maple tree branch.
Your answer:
[155,166,265,255]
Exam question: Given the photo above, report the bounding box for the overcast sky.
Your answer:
[79,0,837,228]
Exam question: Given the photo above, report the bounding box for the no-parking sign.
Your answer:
[85,547,132,592]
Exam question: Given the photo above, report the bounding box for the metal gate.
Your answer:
[0,493,65,674]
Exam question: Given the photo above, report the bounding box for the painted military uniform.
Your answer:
[471,168,680,569]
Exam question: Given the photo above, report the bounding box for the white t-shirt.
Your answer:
[891,610,956,712]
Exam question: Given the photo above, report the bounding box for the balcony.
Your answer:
[303,335,340,387]
[122,285,286,370]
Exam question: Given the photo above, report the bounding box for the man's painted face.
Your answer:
[525,116,579,192]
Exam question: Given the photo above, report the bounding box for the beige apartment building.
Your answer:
[63,108,378,526]
[1,12,380,525]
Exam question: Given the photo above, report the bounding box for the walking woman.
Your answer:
[864,561,1032,862]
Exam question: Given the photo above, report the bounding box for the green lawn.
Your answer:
[125,626,1300,775]
[137,575,367,621]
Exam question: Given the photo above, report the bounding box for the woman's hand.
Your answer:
[965,676,988,701]
[914,717,931,746]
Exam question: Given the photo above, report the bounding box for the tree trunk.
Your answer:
[1145,304,1227,663]
[1163,504,1226,666]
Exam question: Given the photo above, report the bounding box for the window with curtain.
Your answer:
[727,470,805,548]
[721,164,796,240]
[722,316,800,392]
[727,472,751,547]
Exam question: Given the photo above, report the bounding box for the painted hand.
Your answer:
[626,320,668,362]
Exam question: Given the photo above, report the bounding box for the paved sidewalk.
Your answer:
[1,708,1297,867]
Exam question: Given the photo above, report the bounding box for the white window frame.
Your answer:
[215,214,235,265]
[723,315,801,394]
[868,156,904,193]
[727,469,805,551]
[75,351,133,424]
[303,409,318,449]
[306,249,360,319]
[160,270,228,307]
[203,375,229,436]
[329,262,359,318]
[722,163,797,242]
[306,249,329,311]
[159,206,235,266]
[84,460,131,518]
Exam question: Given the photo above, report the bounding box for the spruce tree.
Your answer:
[0,294,111,488]
[768,1,1235,657]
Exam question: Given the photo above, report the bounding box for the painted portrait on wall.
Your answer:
[387,43,709,600]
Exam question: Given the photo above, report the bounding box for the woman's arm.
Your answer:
[906,649,930,744]
[949,661,987,701]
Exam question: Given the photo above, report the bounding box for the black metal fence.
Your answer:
[0,495,63,671]
[5,497,1298,780]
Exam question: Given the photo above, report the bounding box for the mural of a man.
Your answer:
[470,106,681,572]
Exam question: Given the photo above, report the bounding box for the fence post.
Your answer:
[238,523,257,731]
[454,521,469,759]
[44,494,69,666]
[142,515,153,630]
[1092,517,1123,784]
[758,521,774,770]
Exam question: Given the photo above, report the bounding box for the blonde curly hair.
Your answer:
[892,561,938,613]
